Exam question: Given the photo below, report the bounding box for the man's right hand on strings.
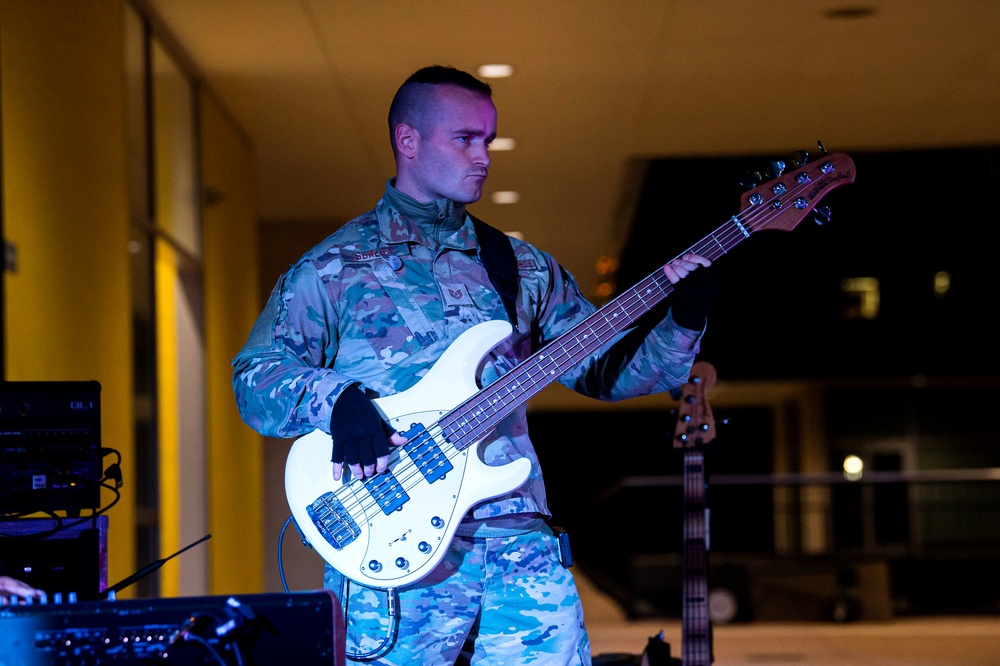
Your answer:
[330,385,406,481]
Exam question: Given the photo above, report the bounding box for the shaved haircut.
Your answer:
[388,65,493,155]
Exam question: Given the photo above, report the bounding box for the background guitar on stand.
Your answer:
[673,360,718,666]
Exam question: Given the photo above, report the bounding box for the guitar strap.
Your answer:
[470,214,520,333]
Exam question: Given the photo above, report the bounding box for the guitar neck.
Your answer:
[440,152,854,451]
[682,449,712,666]
[674,360,718,666]
[439,217,747,451]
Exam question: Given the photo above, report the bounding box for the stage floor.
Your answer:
[578,570,1000,665]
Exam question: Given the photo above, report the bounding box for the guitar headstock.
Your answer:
[739,152,855,234]
[673,360,717,449]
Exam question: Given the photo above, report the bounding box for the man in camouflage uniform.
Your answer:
[232,65,715,665]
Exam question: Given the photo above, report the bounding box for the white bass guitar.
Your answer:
[285,152,856,588]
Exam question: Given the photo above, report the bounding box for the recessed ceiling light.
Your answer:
[491,191,520,205]
[478,64,514,79]
[490,137,517,151]
[824,6,876,19]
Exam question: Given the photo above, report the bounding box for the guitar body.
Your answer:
[284,320,531,588]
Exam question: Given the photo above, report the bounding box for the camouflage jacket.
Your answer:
[232,181,703,530]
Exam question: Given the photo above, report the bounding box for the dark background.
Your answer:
[617,146,999,380]
[529,147,1000,619]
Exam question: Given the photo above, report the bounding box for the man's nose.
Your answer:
[472,141,490,167]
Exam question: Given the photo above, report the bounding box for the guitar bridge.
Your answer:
[306,492,361,550]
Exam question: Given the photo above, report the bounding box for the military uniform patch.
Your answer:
[345,247,407,267]
[441,283,475,307]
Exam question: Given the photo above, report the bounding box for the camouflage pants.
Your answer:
[324,526,592,665]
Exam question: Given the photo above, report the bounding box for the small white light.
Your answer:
[490,137,517,151]
[843,454,864,481]
[478,64,514,78]
[490,191,520,205]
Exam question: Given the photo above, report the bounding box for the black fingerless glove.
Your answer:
[670,264,718,331]
[330,385,393,467]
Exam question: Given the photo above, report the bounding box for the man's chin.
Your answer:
[454,190,483,205]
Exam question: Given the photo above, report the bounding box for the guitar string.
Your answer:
[327,157,848,530]
[683,452,710,663]
[328,157,843,524]
[328,158,838,525]
[439,157,838,446]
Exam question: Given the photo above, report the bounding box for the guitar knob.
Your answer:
[418,541,432,554]
[430,516,444,528]
[367,560,382,572]
[395,557,409,569]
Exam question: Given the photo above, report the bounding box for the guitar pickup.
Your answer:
[364,472,409,515]
[306,492,361,550]
[401,423,454,483]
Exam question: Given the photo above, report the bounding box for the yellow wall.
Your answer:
[1,0,264,596]
[200,91,263,594]
[152,236,181,596]
[0,0,136,588]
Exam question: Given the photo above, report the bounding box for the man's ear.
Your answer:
[395,123,418,159]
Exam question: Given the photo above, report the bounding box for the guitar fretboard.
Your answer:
[682,451,712,666]
[438,154,854,454]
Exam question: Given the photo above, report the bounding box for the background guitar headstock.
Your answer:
[673,360,717,449]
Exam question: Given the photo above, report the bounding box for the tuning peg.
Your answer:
[739,171,763,189]
[813,205,832,225]
[791,150,810,168]
[817,139,827,155]
[766,160,786,178]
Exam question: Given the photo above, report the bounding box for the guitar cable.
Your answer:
[277,515,296,593]
[278,514,400,661]
[341,577,399,662]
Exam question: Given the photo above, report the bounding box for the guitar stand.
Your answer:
[591,632,679,666]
